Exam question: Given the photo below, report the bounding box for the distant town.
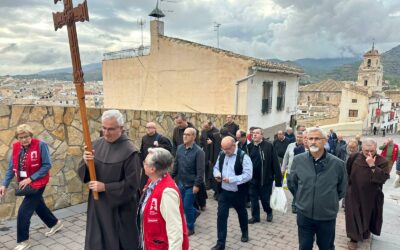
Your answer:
[0,76,103,108]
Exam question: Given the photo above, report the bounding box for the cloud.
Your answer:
[0,0,399,75]
[0,43,17,53]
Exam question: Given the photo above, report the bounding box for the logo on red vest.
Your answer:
[31,151,38,161]
[150,198,158,213]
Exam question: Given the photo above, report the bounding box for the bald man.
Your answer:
[211,137,253,250]
[139,122,172,188]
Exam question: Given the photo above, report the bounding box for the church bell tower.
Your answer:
[357,43,383,92]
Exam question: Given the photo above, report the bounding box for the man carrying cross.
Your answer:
[53,1,141,249]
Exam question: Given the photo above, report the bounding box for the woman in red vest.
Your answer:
[138,147,189,250]
[379,138,399,174]
[0,124,63,250]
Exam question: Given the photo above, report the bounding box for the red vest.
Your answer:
[143,174,189,250]
[12,138,49,189]
[380,143,399,161]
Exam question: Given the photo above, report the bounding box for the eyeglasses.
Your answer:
[183,133,193,136]
[102,126,120,132]
[308,137,324,142]
[17,135,31,141]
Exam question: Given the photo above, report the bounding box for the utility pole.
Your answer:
[214,22,221,48]
[137,18,146,48]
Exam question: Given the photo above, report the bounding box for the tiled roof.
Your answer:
[161,35,304,75]
[299,79,369,95]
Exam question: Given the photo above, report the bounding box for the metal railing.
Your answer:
[103,46,150,60]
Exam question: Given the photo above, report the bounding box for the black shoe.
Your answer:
[241,232,249,242]
[292,207,297,214]
[188,230,195,236]
[211,243,225,250]
[248,218,260,224]
[266,213,273,222]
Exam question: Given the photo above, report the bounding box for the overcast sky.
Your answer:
[1,0,400,75]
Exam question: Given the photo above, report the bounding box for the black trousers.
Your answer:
[217,189,248,248]
[297,212,336,250]
[17,187,58,243]
[249,182,273,219]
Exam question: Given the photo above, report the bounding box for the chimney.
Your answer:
[150,20,164,52]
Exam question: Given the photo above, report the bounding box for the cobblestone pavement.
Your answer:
[0,190,371,250]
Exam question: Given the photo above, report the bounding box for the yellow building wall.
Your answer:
[103,36,252,115]
[338,89,369,123]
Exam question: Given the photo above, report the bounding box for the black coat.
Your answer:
[248,139,282,187]
[200,127,220,165]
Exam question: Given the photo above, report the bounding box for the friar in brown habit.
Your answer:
[78,110,141,250]
[345,138,389,249]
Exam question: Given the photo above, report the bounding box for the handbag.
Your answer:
[15,185,39,196]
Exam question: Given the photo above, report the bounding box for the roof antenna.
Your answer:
[214,22,221,48]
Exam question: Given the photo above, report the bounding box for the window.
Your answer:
[261,81,273,114]
[364,80,368,86]
[349,110,358,117]
[307,96,310,102]
[326,96,330,101]
[367,59,371,67]
[277,81,286,111]
[352,99,357,103]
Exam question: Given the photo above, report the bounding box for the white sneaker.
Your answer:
[45,220,63,237]
[14,240,31,250]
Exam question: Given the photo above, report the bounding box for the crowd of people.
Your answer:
[0,110,398,250]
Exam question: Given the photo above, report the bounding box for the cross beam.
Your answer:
[53,0,98,200]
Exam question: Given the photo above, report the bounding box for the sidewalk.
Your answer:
[371,168,400,250]
[0,191,369,250]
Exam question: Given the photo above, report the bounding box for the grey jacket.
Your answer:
[291,151,346,220]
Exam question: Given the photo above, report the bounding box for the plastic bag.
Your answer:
[270,187,287,213]
[394,175,400,189]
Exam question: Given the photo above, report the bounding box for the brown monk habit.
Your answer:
[78,133,141,250]
[345,152,389,242]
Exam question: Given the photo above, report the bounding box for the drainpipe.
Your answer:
[235,70,257,115]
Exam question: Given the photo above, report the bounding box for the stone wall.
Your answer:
[0,105,247,221]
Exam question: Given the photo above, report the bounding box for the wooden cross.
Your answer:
[53,0,98,200]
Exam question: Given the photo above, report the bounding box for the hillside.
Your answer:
[307,44,400,86]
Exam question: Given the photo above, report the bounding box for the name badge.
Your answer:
[20,171,27,178]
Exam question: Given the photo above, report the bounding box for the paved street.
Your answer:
[0,135,398,250]
[0,191,370,250]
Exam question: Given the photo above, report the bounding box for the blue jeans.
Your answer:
[286,173,296,209]
[179,183,196,231]
[17,187,58,243]
[297,212,336,250]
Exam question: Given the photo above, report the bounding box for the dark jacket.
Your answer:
[140,133,172,162]
[200,127,220,164]
[334,140,347,156]
[223,122,239,136]
[273,137,291,158]
[172,122,199,155]
[171,144,205,187]
[294,145,306,156]
[291,151,347,220]
[248,139,282,187]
